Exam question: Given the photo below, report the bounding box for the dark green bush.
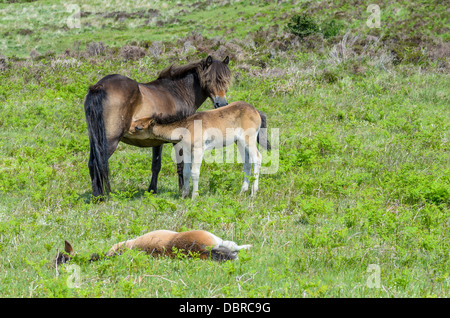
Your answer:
[286,13,343,40]
[286,13,320,40]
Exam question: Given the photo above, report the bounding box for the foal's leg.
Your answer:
[182,162,192,198]
[181,147,192,199]
[191,148,204,199]
[249,145,262,197]
[148,145,163,194]
[237,140,251,194]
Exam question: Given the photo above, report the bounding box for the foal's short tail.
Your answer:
[84,84,110,198]
[257,110,271,151]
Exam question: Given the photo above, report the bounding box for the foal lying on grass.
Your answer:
[128,101,270,199]
[56,230,252,264]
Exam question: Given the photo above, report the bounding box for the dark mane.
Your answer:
[157,61,202,80]
[152,112,190,125]
[157,57,232,91]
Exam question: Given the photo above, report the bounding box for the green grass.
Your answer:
[0,0,449,298]
[0,0,296,57]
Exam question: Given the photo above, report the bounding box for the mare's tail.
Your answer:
[257,110,271,151]
[84,84,110,198]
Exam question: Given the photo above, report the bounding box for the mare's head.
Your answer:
[199,55,232,108]
[157,55,232,109]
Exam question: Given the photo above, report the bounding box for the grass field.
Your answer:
[0,0,449,298]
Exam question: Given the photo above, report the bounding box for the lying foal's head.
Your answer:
[55,240,74,265]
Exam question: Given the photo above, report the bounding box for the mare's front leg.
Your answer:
[148,145,163,194]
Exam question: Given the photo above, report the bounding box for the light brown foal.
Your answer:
[129,101,265,199]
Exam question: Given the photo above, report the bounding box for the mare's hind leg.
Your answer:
[148,145,163,194]
[107,137,121,159]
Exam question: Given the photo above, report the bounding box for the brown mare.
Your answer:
[84,56,232,198]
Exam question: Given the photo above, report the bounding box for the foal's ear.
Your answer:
[205,55,213,68]
[223,56,229,65]
[64,240,74,255]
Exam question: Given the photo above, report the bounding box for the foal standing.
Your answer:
[129,101,268,199]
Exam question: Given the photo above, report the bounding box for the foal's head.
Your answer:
[55,240,74,265]
[199,56,232,108]
[130,117,154,132]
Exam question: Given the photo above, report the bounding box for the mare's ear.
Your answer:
[205,55,213,68]
[223,56,229,65]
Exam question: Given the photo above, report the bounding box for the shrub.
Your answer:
[286,13,320,40]
[286,14,343,40]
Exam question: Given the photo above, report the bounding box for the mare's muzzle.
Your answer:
[213,96,228,108]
